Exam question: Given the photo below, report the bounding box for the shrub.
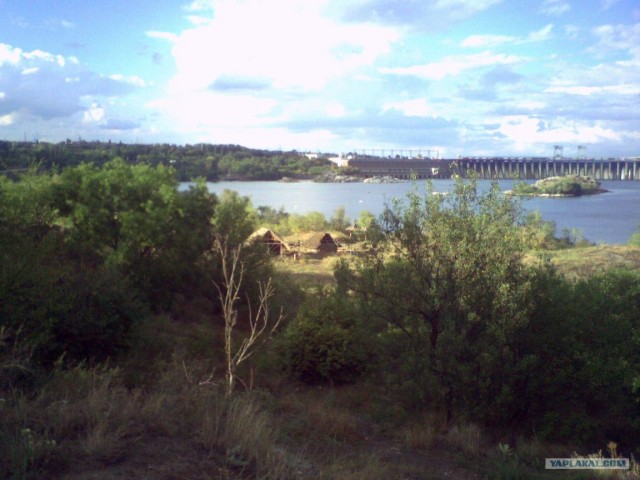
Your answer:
[279,294,374,385]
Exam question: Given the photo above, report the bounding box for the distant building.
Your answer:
[327,154,350,168]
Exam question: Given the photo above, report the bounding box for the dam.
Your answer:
[348,156,640,180]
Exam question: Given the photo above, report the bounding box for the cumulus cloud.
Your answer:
[83,103,105,123]
[382,98,440,118]
[380,51,524,80]
[167,1,399,93]
[460,24,553,48]
[0,43,144,121]
[336,0,505,27]
[540,0,571,17]
[146,31,178,43]
[0,113,18,126]
[460,34,515,48]
[588,22,640,58]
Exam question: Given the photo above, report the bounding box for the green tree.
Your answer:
[330,206,350,231]
[336,179,533,424]
[357,210,376,230]
[0,169,149,372]
[52,158,215,307]
[211,190,257,248]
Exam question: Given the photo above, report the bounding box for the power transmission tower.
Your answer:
[553,145,564,160]
[577,145,587,159]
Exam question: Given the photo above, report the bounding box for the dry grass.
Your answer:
[527,245,640,280]
[319,454,393,480]
[4,362,415,479]
[445,423,482,458]
[398,412,445,451]
[275,256,339,287]
[402,423,438,451]
[1,362,298,479]
[305,395,363,444]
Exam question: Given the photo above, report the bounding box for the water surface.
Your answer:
[192,179,640,245]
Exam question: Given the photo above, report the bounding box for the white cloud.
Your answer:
[460,24,552,48]
[150,0,401,142]
[0,43,142,124]
[325,102,346,117]
[540,0,571,17]
[461,34,515,48]
[545,84,638,95]
[589,23,640,57]
[382,98,438,117]
[146,31,178,43]
[0,43,22,66]
[83,103,105,123]
[109,74,146,88]
[183,0,215,12]
[168,1,399,93]
[380,52,524,80]
[527,24,554,42]
[21,67,39,75]
[0,113,16,126]
[185,15,211,26]
[434,0,505,15]
[498,116,621,152]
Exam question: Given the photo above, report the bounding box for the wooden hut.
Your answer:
[302,232,340,254]
[248,228,291,255]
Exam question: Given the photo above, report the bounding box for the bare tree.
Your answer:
[214,239,283,397]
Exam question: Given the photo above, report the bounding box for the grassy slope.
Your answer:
[527,245,640,281]
[5,244,640,480]
[276,244,640,285]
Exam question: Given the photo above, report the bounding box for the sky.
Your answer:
[0,0,639,157]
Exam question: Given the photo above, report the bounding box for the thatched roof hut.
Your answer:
[301,232,340,254]
[248,228,291,255]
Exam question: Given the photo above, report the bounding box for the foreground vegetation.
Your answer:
[2,160,639,479]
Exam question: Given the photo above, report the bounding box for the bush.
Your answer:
[279,294,374,385]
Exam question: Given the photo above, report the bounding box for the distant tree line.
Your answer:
[0,140,332,181]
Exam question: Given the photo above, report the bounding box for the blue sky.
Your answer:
[0,0,638,157]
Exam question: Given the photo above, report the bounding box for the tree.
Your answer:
[330,206,350,231]
[214,238,283,397]
[357,210,376,230]
[336,178,533,424]
[53,158,215,307]
[211,190,257,248]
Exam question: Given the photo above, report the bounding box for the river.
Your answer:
[185,179,640,245]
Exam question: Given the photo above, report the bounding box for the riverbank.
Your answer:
[314,172,405,183]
